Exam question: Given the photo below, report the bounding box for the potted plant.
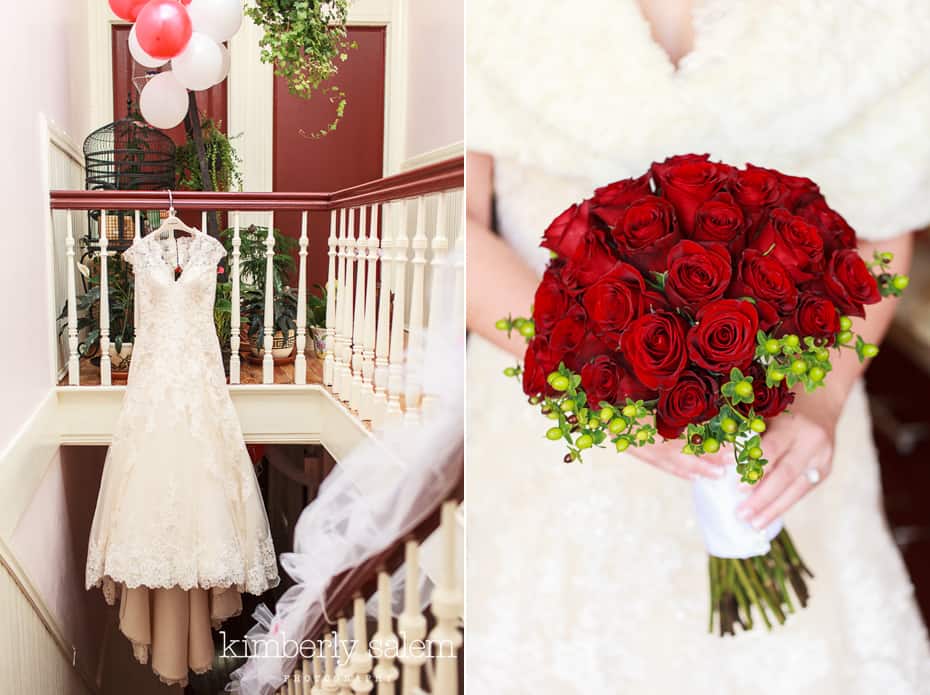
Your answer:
[306,284,327,357]
[58,250,135,382]
[239,284,299,364]
[214,280,233,375]
[220,224,297,289]
[175,116,243,193]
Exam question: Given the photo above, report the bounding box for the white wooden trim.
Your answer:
[39,114,60,388]
[400,141,464,172]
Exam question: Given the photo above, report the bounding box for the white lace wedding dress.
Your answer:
[85,230,279,686]
[467,2,930,692]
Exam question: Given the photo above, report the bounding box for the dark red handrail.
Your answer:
[48,157,463,211]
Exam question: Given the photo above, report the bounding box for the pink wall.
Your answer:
[404,0,464,159]
[0,0,89,448]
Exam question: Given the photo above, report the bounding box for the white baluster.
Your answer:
[360,204,379,420]
[99,210,112,386]
[295,211,309,384]
[311,647,324,695]
[372,571,399,695]
[403,197,428,425]
[132,209,141,345]
[288,670,297,695]
[324,209,338,387]
[336,617,353,695]
[300,659,312,695]
[429,502,463,695]
[201,210,207,234]
[421,192,450,417]
[263,211,275,384]
[322,632,339,695]
[350,206,367,410]
[385,201,409,424]
[339,210,357,402]
[332,209,348,397]
[65,212,80,385]
[351,595,374,694]
[397,541,427,695]
[453,196,465,342]
[230,212,242,384]
[372,202,394,430]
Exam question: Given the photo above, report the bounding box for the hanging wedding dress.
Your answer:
[467,1,930,693]
[85,229,279,686]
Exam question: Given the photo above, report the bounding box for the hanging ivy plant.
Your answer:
[175,116,243,192]
[246,0,355,138]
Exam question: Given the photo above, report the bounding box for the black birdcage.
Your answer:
[83,98,176,250]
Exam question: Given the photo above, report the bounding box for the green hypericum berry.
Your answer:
[547,411,560,420]
[724,433,737,442]
[608,418,626,434]
[519,322,535,338]
[551,375,570,391]
[769,368,785,382]
[721,417,738,434]
[750,418,766,433]
[615,437,631,452]
[764,339,781,355]
[880,252,894,264]
[546,371,560,386]
[634,429,649,442]
[495,318,510,331]
[893,275,910,291]
[837,330,853,344]
[839,316,853,331]
[702,437,720,454]
[576,434,594,450]
[809,366,826,382]
[588,417,600,429]
[746,469,761,482]
[546,427,562,441]
[784,334,800,348]
[513,318,526,329]
[748,446,763,460]
[529,396,540,405]
[503,367,517,377]
[734,381,753,399]
[622,404,638,418]
[682,444,695,455]
[599,406,614,422]
[790,359,808,375]
[862,343,879,359]
[814,348,829,362]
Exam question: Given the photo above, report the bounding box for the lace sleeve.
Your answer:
[122,243,138,266]
[207,236,227,267]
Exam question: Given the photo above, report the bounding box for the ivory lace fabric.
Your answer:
[467,2,930,692]
[85,231,279,685]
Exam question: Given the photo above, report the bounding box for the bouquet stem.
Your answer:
[708,528,813,636]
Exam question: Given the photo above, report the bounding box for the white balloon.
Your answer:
[171,32,224,91]
[139,71,189,129]
[186,0,243,42]
[129,24,167,69]
[213,43,231,86]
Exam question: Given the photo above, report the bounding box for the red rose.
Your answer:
[730,164,787,214]
[749,209,825,282]
[548,305,587,358]
[737,366,795,419]
[656,369,720,439]
[620,311,689,390]
[783,293,840,342]
[591,173,653,223]
[796,197,857,254]
[580,355,624,408]
[533,268,569,334]
[611,195,681,274]
[541,201,589,259]
[823,249,880,318]
[651,154,729,235]
[691,192,747,251]
[581,262,647,342]
[777,171,821,211]
[522,336,556,396]
[728,249,798,317]
[566,334,612,373]
[664,240,731,312]
[687,299,759,373]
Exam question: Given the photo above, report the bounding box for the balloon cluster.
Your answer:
[109,0,241,129]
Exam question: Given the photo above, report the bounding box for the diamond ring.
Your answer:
[804,467,822,485]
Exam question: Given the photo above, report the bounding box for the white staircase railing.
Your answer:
[48,158,464,429]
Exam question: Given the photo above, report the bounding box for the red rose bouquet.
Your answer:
[498,154,909,635]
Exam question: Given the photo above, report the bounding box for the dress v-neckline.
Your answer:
[153,234,195,284]
[632,0,698,75]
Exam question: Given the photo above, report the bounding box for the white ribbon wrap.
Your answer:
[692,465,783,559]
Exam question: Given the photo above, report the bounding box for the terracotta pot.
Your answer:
[239,327,296,365]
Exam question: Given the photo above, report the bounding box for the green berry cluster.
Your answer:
[869,251,910,298]
[495,315,536,341]
[754,331,835,392]
[538,364,656,462]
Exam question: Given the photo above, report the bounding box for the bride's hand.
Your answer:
[629,438,729,481]
[735,399,838,529]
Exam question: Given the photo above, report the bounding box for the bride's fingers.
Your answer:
[632,447,727,480]
[747,473,813,529]
[736,450,797,523]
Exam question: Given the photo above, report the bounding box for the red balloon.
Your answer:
[135,0,193,60]
[108,0,148,21]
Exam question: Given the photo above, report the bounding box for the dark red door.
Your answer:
[273,26,387,287]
